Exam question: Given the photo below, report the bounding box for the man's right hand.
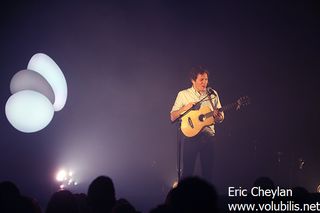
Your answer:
[170,102,196,122]
[183,102,196,112]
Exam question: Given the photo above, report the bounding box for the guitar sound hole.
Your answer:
[199,114,205,122]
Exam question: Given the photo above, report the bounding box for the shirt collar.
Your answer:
[189,86,206,96]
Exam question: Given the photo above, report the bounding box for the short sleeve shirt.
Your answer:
[171,86,224,136]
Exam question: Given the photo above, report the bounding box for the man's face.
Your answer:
[192,73,208,93]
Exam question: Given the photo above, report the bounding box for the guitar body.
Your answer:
[180,105,214,137]
[179,96,249,138]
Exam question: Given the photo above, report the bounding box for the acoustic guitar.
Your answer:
[180,96,250,137]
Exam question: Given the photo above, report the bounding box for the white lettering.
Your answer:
[228,187,248,197]
[250,186,293,199]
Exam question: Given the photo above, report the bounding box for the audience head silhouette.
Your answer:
[168,176,218,213]
[46,189,78,213]
[253,176,275,190]
[0,180,20,199]
[0,181,21,212]
[88,175,116,213]
[112,198,138,213]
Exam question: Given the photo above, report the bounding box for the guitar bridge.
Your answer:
[187,117,194,129]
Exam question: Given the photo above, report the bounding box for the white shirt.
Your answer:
[171,86,224,136]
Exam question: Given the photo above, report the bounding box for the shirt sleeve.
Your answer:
[215,92,225,121]
[170,91,185,113]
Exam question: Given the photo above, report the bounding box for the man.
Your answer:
[170,65,224,182]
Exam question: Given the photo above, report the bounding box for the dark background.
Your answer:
[0,0,319,212]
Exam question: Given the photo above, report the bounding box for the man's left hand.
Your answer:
[213,109,223,122]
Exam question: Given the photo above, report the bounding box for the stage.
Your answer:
[0,1,319,212]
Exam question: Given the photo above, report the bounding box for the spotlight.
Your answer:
[172,180,178,188]
[60,184,65,190]
[298,158,305,170]
[55,168,78,190]
[56,169,67,182]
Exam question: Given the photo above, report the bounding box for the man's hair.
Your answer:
[189,65,209,81]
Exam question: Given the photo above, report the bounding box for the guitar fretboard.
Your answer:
[220,102,240,112]
[205,102,239,118]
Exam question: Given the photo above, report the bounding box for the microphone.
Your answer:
[206,87,216,97]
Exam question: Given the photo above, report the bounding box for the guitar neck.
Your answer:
[220,102,239,112]
[204,95,249,118]
[206,102,238,117]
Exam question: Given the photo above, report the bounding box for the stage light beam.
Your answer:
[56,169,67,182]
[55,168,78,190]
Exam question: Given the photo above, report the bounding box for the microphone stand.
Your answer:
[171,91,215,182]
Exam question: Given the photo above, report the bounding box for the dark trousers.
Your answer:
[182,132,215,182]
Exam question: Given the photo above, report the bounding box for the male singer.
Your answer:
[170,65,224,182]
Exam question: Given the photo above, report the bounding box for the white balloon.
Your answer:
[5,90,54,133]
[27,53,67,111]
[10,69,55,104]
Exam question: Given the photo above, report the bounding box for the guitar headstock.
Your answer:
[236,96,250,110]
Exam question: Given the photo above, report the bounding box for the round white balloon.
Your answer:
[10,69,55,104]
[27,53,67,111]
[5,90,54,133]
